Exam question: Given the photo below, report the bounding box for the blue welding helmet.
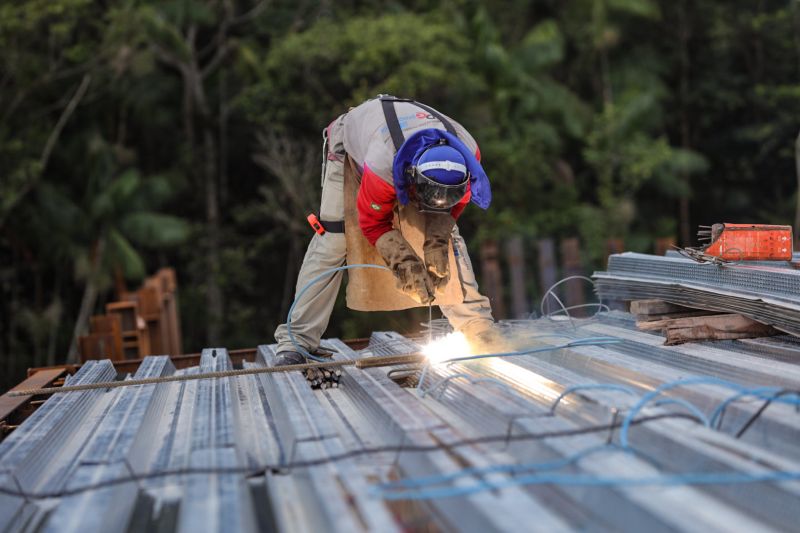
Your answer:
[409,143,469,210]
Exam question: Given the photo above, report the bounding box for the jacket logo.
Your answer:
[370,202,382,211]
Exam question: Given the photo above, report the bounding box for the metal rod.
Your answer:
[7,354,426,397]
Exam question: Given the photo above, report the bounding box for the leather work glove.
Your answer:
[423,213,456,295]
[376,230,434,304]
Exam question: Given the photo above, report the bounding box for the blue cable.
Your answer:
[619,377,757,448]
[709,387,800,429]
[378,443,618,490]
[381,391,706,492]
[381,388,713,493]
[416,337,622,393]
[549,384,636,414]
[622,378,800,446]
[651,398,711,427]
[437,337,622,366]
[286,263,390,362]
[375,469,800,501]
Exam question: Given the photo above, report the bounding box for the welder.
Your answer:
[273,96,503,365]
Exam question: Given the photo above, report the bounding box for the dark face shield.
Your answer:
[410,168,469,211]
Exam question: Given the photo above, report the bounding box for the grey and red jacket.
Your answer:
[339,99,481,245]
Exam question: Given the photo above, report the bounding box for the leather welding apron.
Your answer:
[343,156,464,311]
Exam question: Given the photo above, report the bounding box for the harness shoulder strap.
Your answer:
[411,101,457,136]
[379,96,458,152]
[380,98,407,152]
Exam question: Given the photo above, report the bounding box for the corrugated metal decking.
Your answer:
[1,315,800,532]
[595,252,800,335]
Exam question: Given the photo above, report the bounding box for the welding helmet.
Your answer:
[409,143,469,210]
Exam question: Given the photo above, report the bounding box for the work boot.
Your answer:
[274,350,307,366]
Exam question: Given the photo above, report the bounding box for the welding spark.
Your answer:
[422,332,473,364]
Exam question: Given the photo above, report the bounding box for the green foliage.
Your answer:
[2,0,800,391]
[517,20,565,71]
[239,13,482,128]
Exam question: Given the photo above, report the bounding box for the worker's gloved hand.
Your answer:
[376,229,434,304]
[424,213,456,294]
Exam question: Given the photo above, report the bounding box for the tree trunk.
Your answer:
[794,129,800,248]
[219,66,229,208]
[678,0,692,246]
[66,237,105,364]
[180,54,224,345]
[46,273,62,366]
[505,236,528,319]
[113,265,127,300]
[203,125,224,344]
[279,239,301,322]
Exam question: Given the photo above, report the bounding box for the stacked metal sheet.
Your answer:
[1,318,800,532]
[594,252,800,335]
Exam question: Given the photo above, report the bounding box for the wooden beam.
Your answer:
[635,313,778,345]
[480,239,506,319]
[0,368,69,422]
[630,299,693,316]
[537,238,558,305]
[560,237,585,313]
[505,236,529,319]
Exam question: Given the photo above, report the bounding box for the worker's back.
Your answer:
[342,98,478,184]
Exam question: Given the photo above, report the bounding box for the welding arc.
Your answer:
[0,412,701,501]
[6,353,425,397]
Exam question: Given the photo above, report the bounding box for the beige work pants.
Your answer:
[273,116,494,353]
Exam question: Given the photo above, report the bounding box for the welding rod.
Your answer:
[7,353,426,397]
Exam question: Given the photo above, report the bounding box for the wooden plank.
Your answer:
[665,321,777,345]
[637,313,734,331]
[88,314,123,359]
[630,299,693,316]
[651,313,758,330]
[504,236,529,318]
[559,237,586,315]
[479,239,506,319]
[635,312,778,344]
[537,238,558,305]
[106,301,138,331]
[79,333,122,362]
[605,238,625,261]
[0,368,68,421]
[635,310,718,323]
[157,267,177,293]
[137,285,162,320]
[164,293,182,355]
[655,236,676,256]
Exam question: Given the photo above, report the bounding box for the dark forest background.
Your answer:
[2,0,799,391]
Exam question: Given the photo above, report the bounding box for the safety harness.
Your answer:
[310,96,461,235]
[379,95,458,151]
